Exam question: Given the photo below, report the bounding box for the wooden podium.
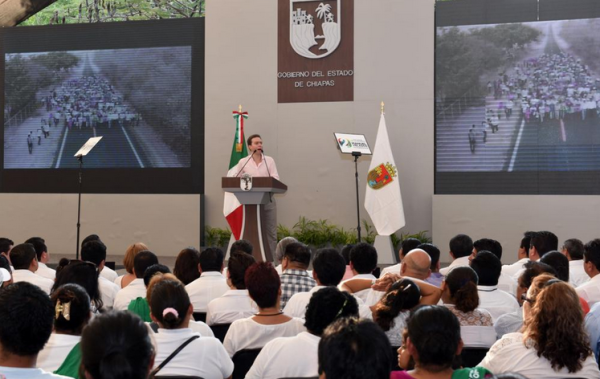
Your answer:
[222,177,287,262]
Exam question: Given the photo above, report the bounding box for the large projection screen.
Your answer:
[435,0,600,194]
[1,18,204,194]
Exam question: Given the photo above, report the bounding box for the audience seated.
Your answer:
[511,231,559,282]
[440,234,473,275]
[38,284,91,377]
[186,247,230,313]
[280,242,316,307]
[0,263,11,288]
[562,238,588,286]
[207,252,256,325]
[471,238,517,295]
[81,234,118,283]
[346,242,378,302]
[10,243,54,294]
[81,240,120,309]
[148,274,233,378]
[381,238,422,276]
[80,311,154,379]
[127,263,171,322]
[173,247,201,285]
[246,287,359,379]
[441,266,495,349]
[223,262,305,357]
[0,282,69,378]
[502,232,534,279]
[114,242,149,288]
[418,243,444,287]
[494,261,556,338]
[340,243,355,281]
[470,251,520,322]
[0,237,14,269]
[53,260,104,313]
[539,251,569,282]
[479,275,600,378]
[25,237,55,280]
[274,237,297,275]
[576,239,600,307]
[113,250,158,311]
[319,317,394,379]
[393,305,492,379]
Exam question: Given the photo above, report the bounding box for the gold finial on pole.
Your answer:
[381,101,385,114]
[239,104,242,113]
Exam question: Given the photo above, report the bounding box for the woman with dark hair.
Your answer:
[246,287,359,379]
[206,252,257,325]
[341,275,441,346]
[52,261,103,313]
[392,305,492,379]
[441,266,495,347]
[80,311,155,379]
[479,275,599,378]
[38,284,91,377]
[148,274,233,378]
[223,262,306,357]
[173,247,201,285]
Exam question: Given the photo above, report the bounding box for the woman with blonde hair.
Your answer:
[479,274,599,378]
[114,242,148,288]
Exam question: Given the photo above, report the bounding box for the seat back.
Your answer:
[232,348,262,379]
[192,312,207,323]
[459,347,489,368]
[460,326,496,349]
[209,323,231,343]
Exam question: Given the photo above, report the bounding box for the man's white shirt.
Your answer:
[380,263,402,277]
[477,285,520,322]
[113,278,146,311]
[12,269,53,294]
[100,266,119,283]
[36,262,56,280]
[440,256,471,275]
[502,258,529,279]
[576,274,600,307]
[206,289,257,325]
[342,273,376,303]
[185,271,230,312]
[569,260,589,287]
[99,276,120,309]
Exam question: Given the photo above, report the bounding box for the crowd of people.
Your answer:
[0,231,600,378]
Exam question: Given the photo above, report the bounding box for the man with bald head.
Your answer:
[399,249,431,281]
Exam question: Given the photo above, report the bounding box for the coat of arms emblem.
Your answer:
[290,0,342,59]
[367,163,397,190]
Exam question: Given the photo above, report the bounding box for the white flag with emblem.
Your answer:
[364,113,405,235]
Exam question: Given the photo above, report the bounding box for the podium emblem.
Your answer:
[240,174,253,191]
[290,0,341,59]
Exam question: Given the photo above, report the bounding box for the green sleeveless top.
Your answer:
[127,297,152,322]
[451,367,493,379]
[54,342,81,379]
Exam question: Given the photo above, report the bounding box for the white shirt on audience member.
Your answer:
[576,274,600,307]
[494,310,523,339]
[440,256,470,276]
[153,328,233,378]
[284,285,372,320]
[36,262,56,280]
[206,289,257,325]
[223,317,306,357]
[0,367,70,379]
[343,273,376,303]
[186,271,230,312]
[12,269,53,295]
[37,334,81,373]
[100,266,118,283]
[113,278,146,311]
[569,260,589,287]
[146,321,215,338]
[381,263,402,277]
[477,285,520,322]
[99,276,120,309]
[478,332,600,379]
[502,258,529,279]
[245,332,320,379]
[497,272,518,296]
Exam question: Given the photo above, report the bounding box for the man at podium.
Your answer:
[228,134,279,258]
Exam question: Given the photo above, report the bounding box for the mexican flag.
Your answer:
[223,110,249,240]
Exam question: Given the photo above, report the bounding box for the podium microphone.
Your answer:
[262,150,272,178]
[235,150,257,177]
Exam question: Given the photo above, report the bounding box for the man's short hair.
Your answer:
[520,231,536,257]
[530,231,558,258]
[563,238,584,261]
[469,250,501,286]
[0,238,14,255]
[230,240,253,256]
[313,248,346,286]
[417,243,440,270]
[305,287,358,336]
[143,264,171,287]
[318,318,393,379]
[401,238,422,257]
[133,251,159,278]
[283,242,312,269]
[199,247,225,272]
[25,237,47,261]
[81,240,107,267]
[584,239,600,272]
[539,251,569,282]
[10,243,37,270]
[473,238,502,260]
[349,243,378,274]
[81,234,101,250]
[0,282,54,356]
[227,252,256,290]
[518,261,556,289]
[449,234,473,259]
[341,244,354,265]
[247,134,261,146]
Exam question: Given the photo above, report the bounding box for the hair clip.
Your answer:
[55,300,71,321]
[163,307,179,318]
[402,284,412,292]
[335,299,348,318]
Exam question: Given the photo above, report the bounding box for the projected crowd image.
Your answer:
[4,47,191,169]
[436,19,600,174]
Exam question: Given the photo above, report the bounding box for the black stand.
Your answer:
[75,155,83,260]
[352,151,362,242]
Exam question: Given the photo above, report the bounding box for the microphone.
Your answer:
[262,150,272,178]
[235,150,257,177]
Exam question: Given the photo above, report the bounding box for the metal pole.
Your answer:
[76,155,83,260]
[353,152,362,242]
